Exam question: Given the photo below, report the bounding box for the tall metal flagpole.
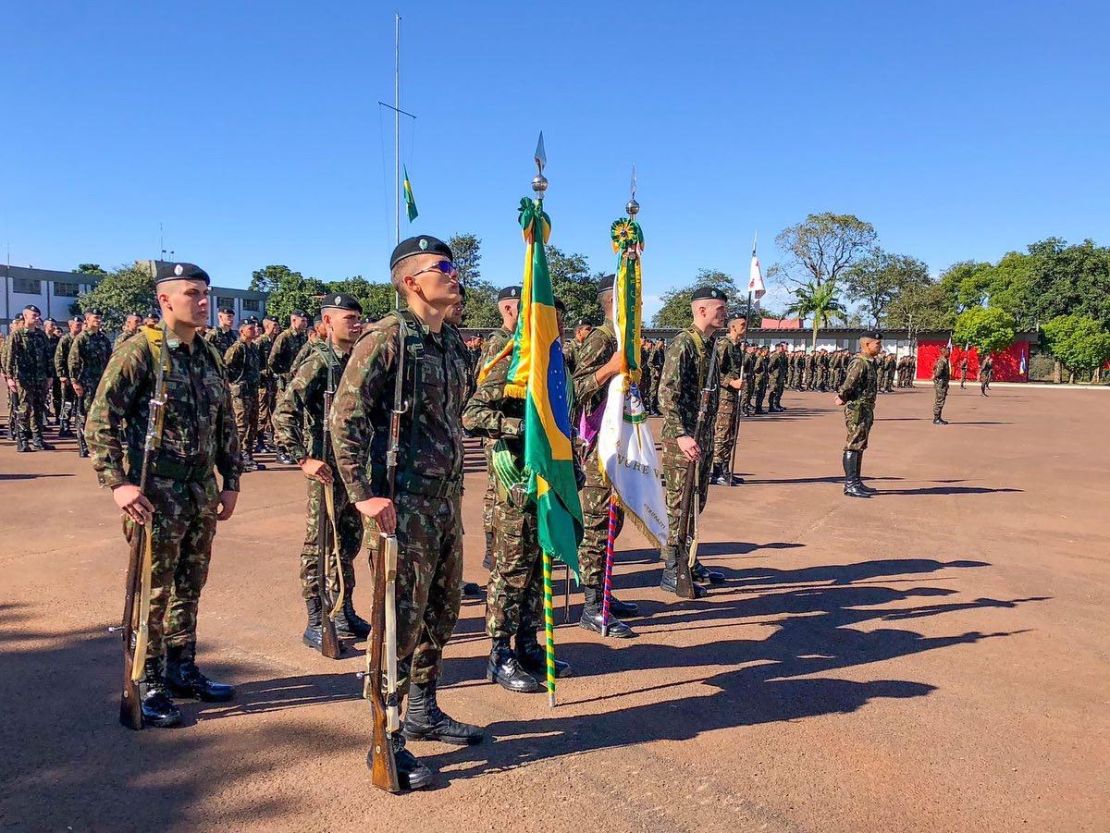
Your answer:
[394,13,400,247]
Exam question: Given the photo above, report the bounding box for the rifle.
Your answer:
[364,313,406,793]
[316,345,343,659]
[118,326,170,729]
[728,343,745,488]
[672,330,722,599]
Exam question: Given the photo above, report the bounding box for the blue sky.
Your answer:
[3,1,1108,316]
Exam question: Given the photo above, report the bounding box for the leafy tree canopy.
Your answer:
[773,212,877,288]
[77,264,155,332]
[651,269,743,329]
[952,306,1016,356]
[1041,314,1110,374]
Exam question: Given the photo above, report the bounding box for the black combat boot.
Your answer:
[933,417,948,425]
[165,643,235,702]
[578,586,635,638]
[842,451,869,498]
[77,433,89,458]
[141,657,182,728]
[31,431,54,450]
[402,680,485,745]
[275,450,296,465]
[856,452,878,494]
[372,733,434,791]
[691,561,725,585]
[710,463,730,486]
[487,637,542,693]
[302,597,324,650]
[659,547,708,598]
[334,598,370,639]
[607,594,638,617]
[15,434,29,452]
[515,629,571,678]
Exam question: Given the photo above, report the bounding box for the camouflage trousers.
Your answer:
[58,381,77,425]
[48,378,62,421]
[365,491,463,694]
[577,445,625,590]
[7,384,18,427]
[843,401,875,452]
[646,370,661,412]
[299,480,362,602]
[933,381,949,419]
[482,442,496,536]
[15,381,47,440]
[662,437,712,554]
[754,376,768,409]
[257,380,276,440]
[712,391,739,466]
[127,474,220,659]
[768,375,785,407]
[230,384,259,455]
[486,498,544,640]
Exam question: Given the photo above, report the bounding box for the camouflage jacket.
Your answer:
[86,330,242,492]
[838,354,878,406]
[114,330,141,352]
[274,340,351,465]
[205,327,238,358]
[223,339,262,389]
[67,330,113,388]
[290,338,317,376]
[658,326,719,442]
[932,357,950,384]
[571,321,617,417]
[767,351,788,380]
[479,326,513,368]
[715,336,742,392]
[268,327,308,381]
[330,311,468,505]
[256,332,276,381]
[55,333,76,379]
[4,327,53,382]
[45,333,61,378]
[753,353,769,377]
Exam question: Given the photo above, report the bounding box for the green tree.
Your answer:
[1025,238,1110,331]
[885,278,955,333]
[448,233,482,286]
[546,246,601,325]
[77,264,154,332]
[74,263,108,277]
[785,281,847,349]
[325,275,397,321]
[952,306,1016,357]
[250,264,326,326]
[446,233,500,327]
[1041,315,1110,383]
[772,212,877,289]
[651,269,742,328]
[845,250,930,326]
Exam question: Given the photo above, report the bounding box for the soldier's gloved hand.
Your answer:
[301,458,333,484]
[676,435,700,462]
[113,484,154,525]
[356,497,396,535]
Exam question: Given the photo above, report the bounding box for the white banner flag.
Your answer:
[748,253,766,299]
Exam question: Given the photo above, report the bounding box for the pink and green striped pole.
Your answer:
[542,549,556,707]
[600,495,618,637]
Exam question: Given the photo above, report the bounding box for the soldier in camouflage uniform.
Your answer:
[658,287,730,598]
[114,313,142,351]
[884,351,897,393]
[959,355,969,389]
[767,342,788,412]
[255,315,279,452]
[710,318,746,485]
[44,318,62,426]
[979,354,993,396]
[330,235,482,791]
[835,332,882,499]
[932,345,951,425]
[204,307,237,357]
[223,317,266,472]
[86,261,241,728]
[54,315,83,437]
[752,345,770,414]
[647,338,665,415]
[267,309,309,465]
[69,310,114,459]
[273,294,369,649]
[569,274,640,638]
[4,304,55,451]
[564,317,592,377]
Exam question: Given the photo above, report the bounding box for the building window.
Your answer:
[13,278,41,294]
[53,282,80,297]
[216,297,235,312]
[242,298,259,311]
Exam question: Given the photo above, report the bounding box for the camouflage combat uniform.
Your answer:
[767,348,788,410]
[45,329,61,423]
[223,336,262,458]
[658,326,718,560]
[476,326,513,564]
[54,331,78,431]
[837,352,878,451]
[932,355,950,420]
[753,350,769,411]
[204,326,237,359]
[711,335,742,467]
[255,330,277,445]
[273,340,362,608]
[68,327,113,455]
[268,326,308,460]
[330,310,468,696]
[884,353,897,393]
[4,325,53,446]
[86,329,242,662]
[114,329,141,352]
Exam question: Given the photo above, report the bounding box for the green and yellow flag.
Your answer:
[403,165,418,222]
[493,197,583,575]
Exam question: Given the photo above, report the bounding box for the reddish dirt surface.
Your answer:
[1,384,1107,833]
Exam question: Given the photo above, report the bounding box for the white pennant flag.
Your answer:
[748,249,766,300]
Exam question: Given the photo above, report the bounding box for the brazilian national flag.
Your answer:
[403,165,418,222]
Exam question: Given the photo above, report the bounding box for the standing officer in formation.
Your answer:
[933,345,951,424]
[205,307,238,356]
[3,304,54,452]
[268,309,309,465]
[570,273,639,638]
[223,316,266,473]
[255,315,279,453]
[658,287,729,597]
[331,236,482,791]
[68,309,113,459]
[273,294,369,650]
[115,313,142,350]
[979,354,993,395]
[54,315,83,437]
[564,317,592,376]
[766,341,788,412]
[43,318,62,426]
[710,317,746,486]
[835,332,882,498]
[86,261,241,728]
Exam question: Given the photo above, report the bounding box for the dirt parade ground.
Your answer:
[0,383,1107,833]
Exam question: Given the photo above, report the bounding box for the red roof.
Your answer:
[760,317,803,329]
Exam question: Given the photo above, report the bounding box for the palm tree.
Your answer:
[786,281,847,350]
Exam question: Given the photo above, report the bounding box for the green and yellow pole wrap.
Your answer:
[543,548,556,706]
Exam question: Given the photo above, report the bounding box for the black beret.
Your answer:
[45,317,56,324]
[263,315,276,322]
[23,304,41,314]
[290,309,307,318]
[84,308,103,316]
[72,314,85,323]
[597,274,616,293]
[691,287,727,302]
[498,286,522,301]
[554,298,567,314]
[575,318,593,328]
[862,330,883,341]
[245,316,261,325]
[390,235,453,270]
[145,309,161,320]
[217,307,234,315]
[320,293,363,313]
[154,262,210,285]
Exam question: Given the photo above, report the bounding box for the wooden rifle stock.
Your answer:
[119,523,145,729]
[318,362,342,659]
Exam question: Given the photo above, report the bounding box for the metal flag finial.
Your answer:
[626,164,639,216]
[532,131,548,198]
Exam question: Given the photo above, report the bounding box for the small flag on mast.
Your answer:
[747,235,766,300]
[403,165,418,222]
